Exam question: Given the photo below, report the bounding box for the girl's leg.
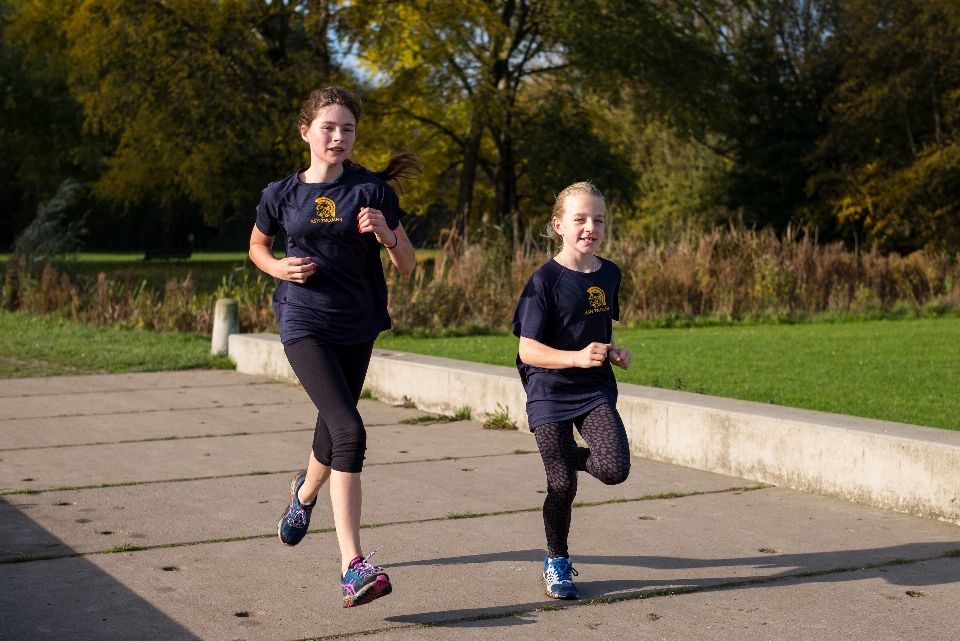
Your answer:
[283,338,373,572]
[330,470,362,571]
[533,421,578,559]
[299,451,331,504]
[576,403,631,486]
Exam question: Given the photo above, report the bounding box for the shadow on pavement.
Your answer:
[0,497,197,641]
[386,544,960,626]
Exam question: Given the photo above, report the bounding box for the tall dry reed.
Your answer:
[388,226,960,331]
[4,225,958,336]
[2,259,277,334]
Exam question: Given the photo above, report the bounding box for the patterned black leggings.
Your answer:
[534,403,631,558]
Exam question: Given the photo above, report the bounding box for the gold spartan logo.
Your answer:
[314,197,337,222]
[587,286,607,311]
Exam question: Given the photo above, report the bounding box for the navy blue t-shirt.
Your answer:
[512,258,622,430]
[255,166,401,344]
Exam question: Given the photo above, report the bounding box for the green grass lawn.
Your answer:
[0,252,281,293]
[0,311,233,378]
[376,317,960,430]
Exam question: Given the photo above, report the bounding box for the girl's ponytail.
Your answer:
[345,152,423,195]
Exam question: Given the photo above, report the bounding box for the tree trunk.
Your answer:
[309,0,332,82]
[493,119,518,232]
[457,117,483,247]
[903,100,918,161]
[932,80,942,147]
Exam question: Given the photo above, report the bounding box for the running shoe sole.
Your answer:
[343,574,392,608]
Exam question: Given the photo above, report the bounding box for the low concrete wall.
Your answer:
[229,333,960,525]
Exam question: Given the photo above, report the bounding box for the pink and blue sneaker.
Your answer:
[278,472,315,546]
[341,550,392,607]
[543,555,579,599]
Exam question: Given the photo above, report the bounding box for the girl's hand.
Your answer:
[274,257,316,283]
[608,347,631,370]
[574,342,611,368]
[358,207,397,247]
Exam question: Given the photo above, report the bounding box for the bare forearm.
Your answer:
[249,241,279,278]
[381,224,416,276]
[385,235,416,276]
[518,337,578,369]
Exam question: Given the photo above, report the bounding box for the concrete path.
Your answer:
[1,371,958,641]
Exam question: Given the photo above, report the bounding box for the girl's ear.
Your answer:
[551,216,563,235]
[300,124,310,142]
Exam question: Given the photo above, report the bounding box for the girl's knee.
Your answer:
[547,474,578,499]
[596,459,630,485]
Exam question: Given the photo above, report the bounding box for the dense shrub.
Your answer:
[4,225,958,334]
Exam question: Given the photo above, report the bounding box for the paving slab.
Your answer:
[384,558,960,640]
[4,369,960,641]
[0,369,269,398]
[0,455,747,560]
[0,421,535,492]
[0,399,425,450]
[3,488,960,641]
[0,382,309,421]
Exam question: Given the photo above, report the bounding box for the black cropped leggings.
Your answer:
[534,403,632,559]
[283,338,373,474]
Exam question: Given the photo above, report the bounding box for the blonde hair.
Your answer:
[546,181,606,243]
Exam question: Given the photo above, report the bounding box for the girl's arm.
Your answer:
[519,336,611,369]
[249,226,316,283]
[358,207,416,276]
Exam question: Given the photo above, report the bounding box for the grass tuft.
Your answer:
[3,553,73,563]
[463,611,522,622]
[483,403,517,430]
[106,543,143,553]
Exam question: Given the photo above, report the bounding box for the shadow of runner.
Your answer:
[0,497,197,641]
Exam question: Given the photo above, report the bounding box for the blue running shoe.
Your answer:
[543,556,579,599]
[342,549,392,608]
[278,472,315,546]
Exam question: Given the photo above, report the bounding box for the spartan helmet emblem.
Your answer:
[315,197,337,221]
[587,286,607,310]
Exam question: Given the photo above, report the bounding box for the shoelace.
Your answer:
[288,502,313,528]
[351,548,383,579]
[545,558,578,584]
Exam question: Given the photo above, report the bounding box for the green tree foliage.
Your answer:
[809,0,960,252]
[3,0,960,254]
[10,0,342,234]
[341,0,715,241]
[0,0,95,245]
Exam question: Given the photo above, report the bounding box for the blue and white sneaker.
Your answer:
[543,556,579,599]
[278,472,315,546]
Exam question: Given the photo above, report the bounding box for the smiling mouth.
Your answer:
[329,146,345,153]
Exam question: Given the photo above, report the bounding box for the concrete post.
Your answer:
[211,298,239,355]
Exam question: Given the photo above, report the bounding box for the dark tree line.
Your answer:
[2,0,959,254]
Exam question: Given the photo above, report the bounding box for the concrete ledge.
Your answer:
[228,333,960,525]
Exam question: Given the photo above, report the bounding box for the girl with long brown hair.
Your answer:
[249,85,420,608]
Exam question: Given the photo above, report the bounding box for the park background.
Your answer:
[0,0,958,429]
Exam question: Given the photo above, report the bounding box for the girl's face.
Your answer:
[553,194,605,255]
[300,104,356,166]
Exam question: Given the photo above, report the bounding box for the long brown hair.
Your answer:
[299,86,423,194]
